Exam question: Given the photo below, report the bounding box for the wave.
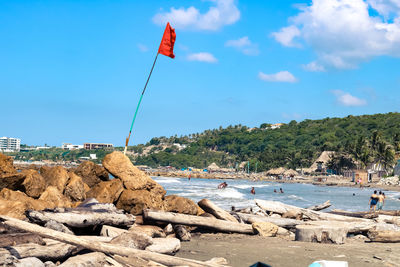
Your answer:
[153,178,182,184]
[234,184,270,189]
[215,188,245,199]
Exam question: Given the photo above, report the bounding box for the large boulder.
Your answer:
[0,188,50,211]
[40,166,70,192]
[252,222,279,237]
[0,173,26,191]
[116,189,164,215]
[0,153,17,177]
[74,161,109,187]
[39,186,72,208]
[64,172,86,202]
[0,199,29,219]
[86,179,123,204]
[21,169,46,198]
[102,152,164,192]
[164,195,199,215]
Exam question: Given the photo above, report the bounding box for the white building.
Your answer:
[0,137,21,152]
[62,143,84,150]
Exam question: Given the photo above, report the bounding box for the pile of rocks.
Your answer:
[377,176,400,186]
[0,151,199,220]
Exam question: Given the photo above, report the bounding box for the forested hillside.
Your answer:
[133,112,400,171]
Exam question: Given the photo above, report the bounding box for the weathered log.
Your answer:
[234,212,302,229]
[255,199,369,222]
[304,220,375,234]
[27,209,135,228]
[110,231,153,250]
[58,252,121,267]
[0,215,225,267]
[329,209,378,219]
[368,230,400,243]
[0,233,45,247]
[295,224,347,244]
[145,238,181,255]
[307,200,331,211]
[100,225,128,238]
[143,209,254,234]
[198,199,237,222]
[0,238,78,261]
[174,225,191,241]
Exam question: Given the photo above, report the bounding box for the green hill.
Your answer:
[132,112,400,172]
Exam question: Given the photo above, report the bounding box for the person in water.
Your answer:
[274,189,277,193]
[369,190,379,212]
[377,191,385,211]
[218,182,228,189]
[280,188,284,193]
[188,173,191,181]
[250,187,255,195]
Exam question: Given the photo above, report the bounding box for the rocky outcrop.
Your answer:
[0,199,29,219]
[74,161,109,187]
[252,222,279,237]
[0,188,49,211]
[86,179,123,204]
[40,166,70,193]
[0,173,26,191]
[64,172,86,202]
[116,189,164,215]
[0,153,17,177]
[21,169,46,198]
[164,195,199,215]
[102,152,166,215]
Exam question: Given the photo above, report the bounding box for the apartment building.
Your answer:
[0,137,21,152]
[83,143,113,150]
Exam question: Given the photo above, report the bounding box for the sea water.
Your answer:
[152,177,400,212]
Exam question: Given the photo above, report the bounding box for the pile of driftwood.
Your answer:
[2,197,400,267]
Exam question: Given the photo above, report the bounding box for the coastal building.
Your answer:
[62,143,84,150]
[0,137,21,152]
[270,123,284,129]
[83,143,113,150]
[309,151,335,172]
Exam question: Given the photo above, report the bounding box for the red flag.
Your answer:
[158,22,176,58]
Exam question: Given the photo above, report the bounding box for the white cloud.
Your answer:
[258,71,298,83]
[152,0,240,31]
[332,90,367,106]
[271,25,301,47]
[302,61,326,72]
[225,36,259,55]
[137,43,148,52]
[187,52,218,63]
[272,0,400,69]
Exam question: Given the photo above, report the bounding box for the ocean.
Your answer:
[153,176,400,212]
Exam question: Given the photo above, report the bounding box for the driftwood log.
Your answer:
[234,212,302,229]
[143,209,254,234]
[27,209,135,228]
[255,199,368,222]
[198,199,238,222]
[295,224,347,244]
[329,209,378,219]
[58,252,122,267]
[145,238,181,255]
[368,230,400,243]
[0,215,225,267]
[174,225,191,241]
[307,200,331,211]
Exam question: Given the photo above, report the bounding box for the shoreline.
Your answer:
[147,170,400,192]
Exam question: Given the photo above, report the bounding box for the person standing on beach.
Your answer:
[377,191,385,211]
[250,187,255,195]
[369,190,379,212]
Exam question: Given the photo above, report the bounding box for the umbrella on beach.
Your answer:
[266,167,286,175]
[283,169,299,176]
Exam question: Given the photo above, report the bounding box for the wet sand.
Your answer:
[176,233,400,267]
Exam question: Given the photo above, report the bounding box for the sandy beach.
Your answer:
[177,233,400,267]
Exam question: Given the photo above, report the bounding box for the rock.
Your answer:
[0,188,50,210]
[64,172,86,202]
[39,186,72,208]
[377,176,399,186]
[146,238,181,255]
[164,195,198,215]
[21,169,46,198]
[0,153,17,177]
[74,161,109,187]
[252,222,279,237]
[282,210,303,220]
[0,199,29,219]
[116,189,164,215]
[164,224,174,235]
[102,151,165,193]
[129,225,166,238]
[270,213,282,218]
[110,232,153,250]
[86,179,123,204]
[40,166,70,193]
[100,225,127,238]
[173,225,191,241]
[44,261,56,267]
[58,252,113,267]
[0,173,26,192]
[14,257,45,267]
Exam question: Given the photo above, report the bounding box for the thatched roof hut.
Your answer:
[309,151,335,171]
[207,162,220,171]
[283,169,299,176]
[266,167,286,175]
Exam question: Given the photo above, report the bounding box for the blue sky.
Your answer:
[1,0,400,146]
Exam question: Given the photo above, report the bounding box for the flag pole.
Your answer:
[124,53,160,155]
